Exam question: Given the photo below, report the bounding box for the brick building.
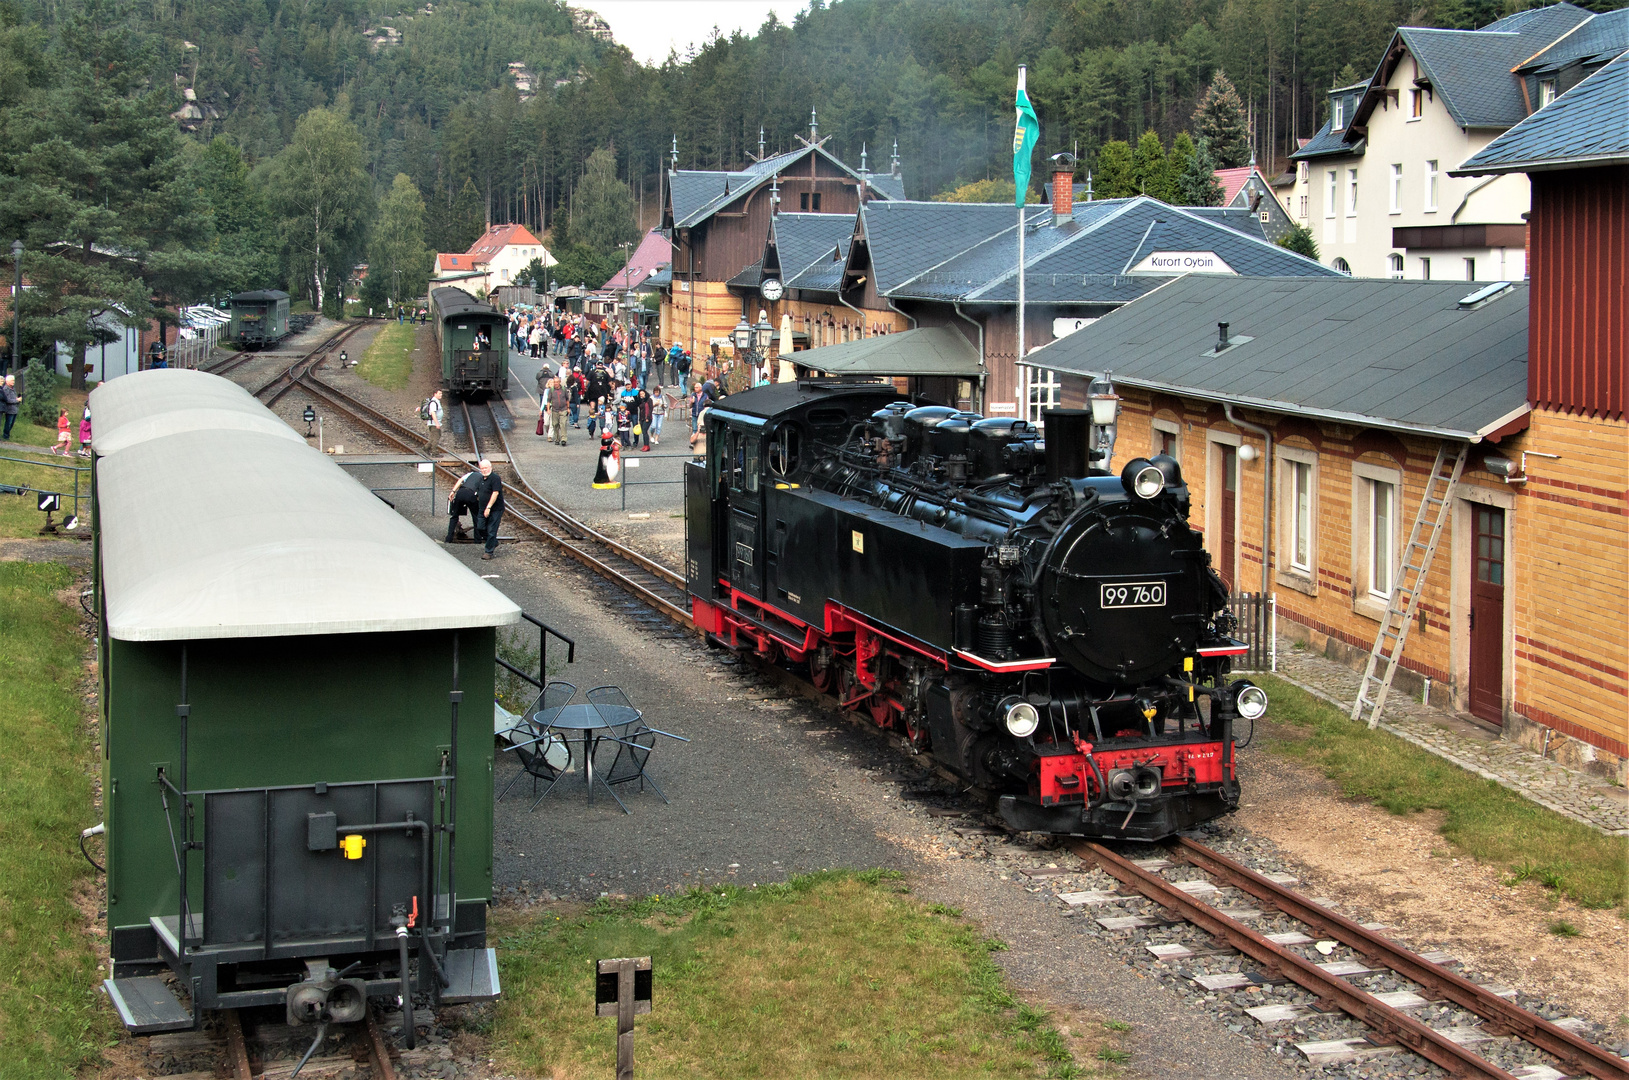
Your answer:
[1027,264,1623,779]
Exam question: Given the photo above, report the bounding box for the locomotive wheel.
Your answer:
[809,657,833,694]
[867,696,894,729]
[835,666,859,711]
[902,710,929,751]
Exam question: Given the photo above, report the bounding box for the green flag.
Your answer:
[1012,66,1040,207]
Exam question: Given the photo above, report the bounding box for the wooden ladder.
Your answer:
[1351,442,1468,728]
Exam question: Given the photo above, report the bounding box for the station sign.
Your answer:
[1128,251,1237,275]
[1053,317,1098,338]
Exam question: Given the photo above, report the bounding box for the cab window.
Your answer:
[744,439,760,493]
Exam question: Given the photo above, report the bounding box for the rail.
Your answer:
[1070,837,1628,1080]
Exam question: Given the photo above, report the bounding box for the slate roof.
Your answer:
[795,326,981,377]
[768,213,855,283]
[1516,7,1629,73]
[882,197,1334,306]
[856,201,1052,296]
[668,145,900,230]
[865,171,907,201]
[1023,275,1529,440]
[785,236,852,293]
[1456,49,1629,173]
[1290,84,1369,160]
[1185,206,1269,239]
[601,228,670,290]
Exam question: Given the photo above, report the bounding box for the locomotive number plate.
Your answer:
[1100,581,1167,608]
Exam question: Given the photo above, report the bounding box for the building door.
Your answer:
[1218,446,1238,589]
[1469,505,1505,724]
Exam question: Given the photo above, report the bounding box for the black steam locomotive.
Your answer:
[685,381,1265,839]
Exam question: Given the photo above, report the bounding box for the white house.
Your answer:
[433,224,552,295]
[1289,3,1600,281]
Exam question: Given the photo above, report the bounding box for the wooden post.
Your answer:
[596,956,652,1080]
[616,959,635,1080]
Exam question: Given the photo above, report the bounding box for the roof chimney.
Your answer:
[1217,322,1231,351]
[1050,152,1077,226]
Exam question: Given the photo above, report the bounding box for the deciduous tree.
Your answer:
[262,107,371,315]
[362,173,432,309]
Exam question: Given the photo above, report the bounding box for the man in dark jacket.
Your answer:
[586,362,611,406]
[475,459,504,560]
[0,374,20,440]
[445,468,481,542]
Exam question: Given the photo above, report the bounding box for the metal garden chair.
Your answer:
[583,685,689,813]
[497,681,577,808]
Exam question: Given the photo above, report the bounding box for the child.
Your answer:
[54,407,71,455]
[77,407,92,457]
[615,405,632,448]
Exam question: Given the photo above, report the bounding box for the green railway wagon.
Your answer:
[88,369,524,1044]
[429,286,508,397]
[228,289,291,350]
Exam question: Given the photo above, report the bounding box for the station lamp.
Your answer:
[732,316,753,354]
[1088,372,1120,427]
[752,314,774,351]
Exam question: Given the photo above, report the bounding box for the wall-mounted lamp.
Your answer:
[1237,443,1258,463]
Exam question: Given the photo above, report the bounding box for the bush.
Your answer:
[19,358,56,425]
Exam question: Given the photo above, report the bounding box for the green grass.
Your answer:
[0,561,114,1076]
[354,320,416,391]
[1258,675,1628,912]
[494,870,1100,1078]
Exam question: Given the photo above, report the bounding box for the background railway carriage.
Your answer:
[227,290,291,350]
[90,370,520,1038]
[686,381,1264,840]
[428,286,508,397]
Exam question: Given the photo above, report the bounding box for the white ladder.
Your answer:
[1351,443,1468,728]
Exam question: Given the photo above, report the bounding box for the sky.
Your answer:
[577,1,810,66]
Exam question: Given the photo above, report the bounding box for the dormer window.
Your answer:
[1538,78,1557,108]
[1332,98,1345,130]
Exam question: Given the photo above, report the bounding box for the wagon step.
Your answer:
[104,976,195,1034]
[439,947,502,1004]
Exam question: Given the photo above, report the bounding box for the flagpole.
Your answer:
[1016,64,1028,397]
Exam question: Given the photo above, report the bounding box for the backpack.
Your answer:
[419,398,433,421]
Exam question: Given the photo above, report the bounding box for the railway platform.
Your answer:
[1269,640,1629,836]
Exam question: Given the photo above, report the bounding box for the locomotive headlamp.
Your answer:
[1004,701,1041,739]
[1121,458,1165,499]
[1232,681,1269,721]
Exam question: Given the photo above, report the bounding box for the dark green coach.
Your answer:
[89,370,521,1042]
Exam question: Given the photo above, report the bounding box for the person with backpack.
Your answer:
[421,389,444,455]
[568,367,583,427]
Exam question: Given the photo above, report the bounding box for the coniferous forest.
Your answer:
[2,0,1616,345]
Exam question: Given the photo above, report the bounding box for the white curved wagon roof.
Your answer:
[90,368,307,457]
[91,371,521,641]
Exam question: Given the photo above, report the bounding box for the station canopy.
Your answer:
[795,325,980,378]
[90,370,522,642]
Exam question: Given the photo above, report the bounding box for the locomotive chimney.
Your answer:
[1042,408,1092,481]
[1217,322,1230,351]
[1050,153,1077,227]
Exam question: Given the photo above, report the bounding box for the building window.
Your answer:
[1368,478,1395,599]
[1022,367,1061,424]
[1152,418,1181,462]
[1299,194,1309,218]
[1333,257,1352,275]
[811,192,822,212]
[1388,253,1404,279]
[1286,458,1315,573]
[1421,256,1432,280]
[1464,257,1476,281]
[1424,159,1439,212]
[1538,78,1557,108]
[1409,88,1423,119]
[1345,168,1359,217]
[1389,164,1402,214]
[800,192,809,211]
[1325,170,1337,218]
[1332,97,1345,131]
[1297,161,1307,182]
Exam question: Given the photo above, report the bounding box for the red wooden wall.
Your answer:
[1528,166,1627,419]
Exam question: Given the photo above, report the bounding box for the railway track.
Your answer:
[276,370,692,625]
[1069,837,1627,1080]
[254,323,370,405]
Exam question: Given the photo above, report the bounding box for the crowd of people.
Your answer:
[509,307,736,464]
